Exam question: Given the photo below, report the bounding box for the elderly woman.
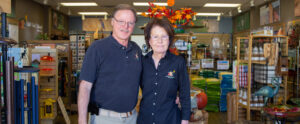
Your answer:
[137,18,191,124]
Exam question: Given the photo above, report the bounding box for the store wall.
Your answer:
[133,16,233,34]
[133,17,150,34]
[69,16,233,35]
[68,16,83,32]
[49,9,69,39]
[281,0,300,22]
[15,0,48,41]
[219,17,233,34]
[234,0,300,33]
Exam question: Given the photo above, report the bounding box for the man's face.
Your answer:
[111,10,136,41]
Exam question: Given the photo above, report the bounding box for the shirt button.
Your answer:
[154,92,157,95]
[122,47,125,50]
[153,103,156,106]
[126,56,128,58]
[158,63,160,66]
[152,113,154,116]
[155,73,158,75]
[155,82,158,85]
[153,123,155,124]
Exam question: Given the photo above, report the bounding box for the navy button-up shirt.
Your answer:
[79,35,142,112]
[137,51,191,124]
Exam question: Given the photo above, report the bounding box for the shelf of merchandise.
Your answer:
[238,103,263,111]
[236,35,289,121]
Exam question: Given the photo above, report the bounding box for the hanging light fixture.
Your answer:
[43,0,48,5]
[217,16,221,21]
[82,15,85,20]
[229,11,232,16]
[68,9,71,15]
[104,15,107,20]
[250,0,255,7]
[237,6,242,13]
[56,3,61,10]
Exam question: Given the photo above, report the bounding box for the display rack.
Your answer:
[69,32,86,112]
[296,45,300,98]
[69,33,86,71]
[236,35,289,120]
[27,40,72,98]
[0,37,17,123]
[30,48,58,123]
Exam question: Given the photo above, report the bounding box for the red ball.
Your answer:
[196,92,207,109]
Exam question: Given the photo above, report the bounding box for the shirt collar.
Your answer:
[146,50,171,60]
[109,35,132,51]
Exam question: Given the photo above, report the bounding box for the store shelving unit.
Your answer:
[236,35,289,120]
[30,48,58,123]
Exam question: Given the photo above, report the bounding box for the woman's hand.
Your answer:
[181,120,189,124]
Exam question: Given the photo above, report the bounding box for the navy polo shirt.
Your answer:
[79,35,142,112]
[137,51,191,124]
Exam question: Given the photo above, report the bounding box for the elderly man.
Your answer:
[78,4,142,124]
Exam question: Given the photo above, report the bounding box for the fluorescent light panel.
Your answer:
[133,2,168,6]
[61,2,98,6]
[204,3,240,7]
[196,13,221,16]
[78,12,108,15]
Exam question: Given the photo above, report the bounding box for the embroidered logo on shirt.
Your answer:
[135,52,139,60]
[165,70,175,79]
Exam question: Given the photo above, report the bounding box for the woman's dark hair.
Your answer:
[144,18,175,50]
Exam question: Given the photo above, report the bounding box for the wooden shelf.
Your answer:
[41,116,56,120]
[27,40,69,44]
[252,35,288,38]
[238,103,263,111]
[239,103,247,108]
[252,61,267,64]
[40,73,56,77]
[0,37,17,44]
[236,35,288,121]
[239,60,249,64]
[255,81,284,87]
[250,107,263,111]
[239,60,266,64]
[237,37,249,39]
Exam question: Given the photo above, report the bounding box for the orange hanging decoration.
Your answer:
[167,0,175,7]
[142,1,195,28]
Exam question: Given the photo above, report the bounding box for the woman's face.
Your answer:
[149,25,170,54]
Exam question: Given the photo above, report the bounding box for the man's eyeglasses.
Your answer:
[113,18,135,27]
[151,35,169,41]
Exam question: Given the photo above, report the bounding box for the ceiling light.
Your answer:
[56,4,60,10]
[68,9,71,15]
[229,11,232,16]
[78,12,108,15]
[250,0,255,7]
[61,2,98,6]
[133,2,168,6]
[137,12,149,15]
[104,15,107,20]
[217,16,221,21]
[43,0,48,5]
[238,6,242,13]
[204,3,241,7]
[82,15,85,20]
[196,13,221,16]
